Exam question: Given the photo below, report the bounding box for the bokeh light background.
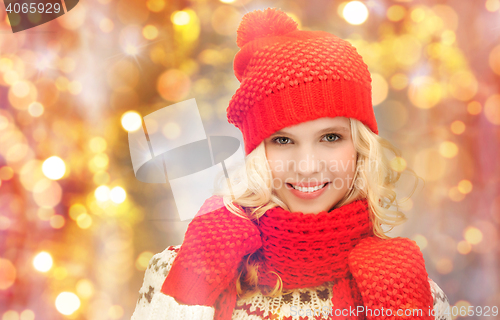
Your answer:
[0,0,499,319]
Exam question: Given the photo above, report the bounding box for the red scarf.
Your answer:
[162,198,434,320]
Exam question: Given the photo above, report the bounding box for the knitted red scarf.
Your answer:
[163,197,434,320]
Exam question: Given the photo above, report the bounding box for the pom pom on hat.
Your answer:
[236,8,298,48]
[228,8,378,155]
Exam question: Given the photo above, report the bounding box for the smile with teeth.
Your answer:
[289,183,328,193]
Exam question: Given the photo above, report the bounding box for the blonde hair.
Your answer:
[212,118,422,298]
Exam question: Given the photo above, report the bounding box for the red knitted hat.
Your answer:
[226,8,378,155]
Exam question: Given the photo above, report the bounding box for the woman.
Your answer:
[132,8,451,320]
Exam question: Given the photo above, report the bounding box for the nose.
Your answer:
[288,147,324,176]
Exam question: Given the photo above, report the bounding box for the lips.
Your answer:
[286,182,330,200]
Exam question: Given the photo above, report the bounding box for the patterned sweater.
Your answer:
[131,245,452,320]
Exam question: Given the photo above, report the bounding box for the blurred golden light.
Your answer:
[441,30,456,45]
[171,10,190,26]
[6,143,29,163]
[408,76,442,109]
[162,122,181,140]
[432,5,459,31]
[4,70,20,86]
[342,1,369,25]
[93,171,110,185]
[413,234,428,250]
[99,18,114,33]
[410,7,426,23]
[124,44,139,56]
[448,186,465,202]
[12,81,30,98]
[458,180,473,194]
[58,57,76,73]
[42,156,66,180]
[457,240,471,254]
[0,114,9,130]
[91,153,109,170]
[143,25,158,40]
[55,76,69,91]
[387,5,406,22]
[436,258,453,274]
[467,101,482,115]
[450,120,465,134]
[136,251,155,271]
[9,80,38,109]
[95,185,111,202]
[108,305,124,319]
[69,204,87,220]
[53,266,68,280]
[449,71,478,101]
[20,309,35,320]
[486,0,500,12]
[110,187,127,204]
[464,227,483,245]
[33,251,53,272]
[121,111,142,132]
[198,49,224,66]
[0,166,14,180]
[211,6,239,36]
[484,94,500,125]
[147,0,165,12]
[37,208,55,221]
[50,215,65,229]
[77,213,92,229]
[393,35,422,66]
[390,157,407,172]
[157,69,191,101]
[0,216,11,230]
[489,44,500,76]
[390,73,408,91]
[107,59,140,88]
[28,102,44,117]
[454,300,472,313]
[220,0,236,3]
[89,137,107,153]
[439,141,458,158]
[76,279,95,299]
[2,310,19,320]
[0,258,16,290]
[68,81,82,95]
[0,58,13,72]
[55,292,81,315]
[413,149,446,181]
[371,73,388,106]
[33,179,63,208]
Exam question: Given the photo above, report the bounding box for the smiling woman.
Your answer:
[132,7,451,320]
[264,117,357,214]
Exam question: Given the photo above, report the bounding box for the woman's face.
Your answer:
[264,117,357,214]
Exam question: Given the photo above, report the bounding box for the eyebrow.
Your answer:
[270,126,350,136]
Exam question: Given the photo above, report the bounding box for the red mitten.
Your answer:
[160,196,262,308]
[348,237,434,319]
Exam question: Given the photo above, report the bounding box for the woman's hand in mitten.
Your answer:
[160,196,262,307]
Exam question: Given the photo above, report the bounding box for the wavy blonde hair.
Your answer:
[212,118,422,298]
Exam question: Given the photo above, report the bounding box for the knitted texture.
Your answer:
[160,196,433,320]
[133,244,451,320]
[227,8,377,155]
[349,237,434,319]
[256,199,373,289]
[161,196,262,320]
